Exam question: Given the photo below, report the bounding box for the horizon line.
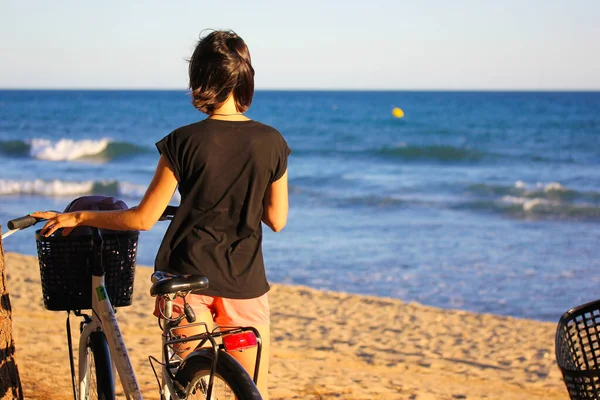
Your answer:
[1,87,599,92]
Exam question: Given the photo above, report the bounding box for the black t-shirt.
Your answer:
[154,119,290,299]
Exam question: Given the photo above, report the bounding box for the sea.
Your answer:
[0,90,598,322]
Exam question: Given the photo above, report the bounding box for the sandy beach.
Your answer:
[4,251,568,399]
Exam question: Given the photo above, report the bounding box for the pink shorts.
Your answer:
[155,293,270,327]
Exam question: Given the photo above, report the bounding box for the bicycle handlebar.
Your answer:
[7,215,42,230]
[5,204,178,233]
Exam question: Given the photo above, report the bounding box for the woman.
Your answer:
[33,30,290,399]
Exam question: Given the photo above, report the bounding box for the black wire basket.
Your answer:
[35,230,139,311]
[556,299,600,400]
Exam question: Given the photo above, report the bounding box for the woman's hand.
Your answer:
[31,211,81,237]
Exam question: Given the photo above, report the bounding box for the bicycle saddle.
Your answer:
[150,271,209,296]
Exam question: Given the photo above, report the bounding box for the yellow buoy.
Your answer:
[392,107,404,118]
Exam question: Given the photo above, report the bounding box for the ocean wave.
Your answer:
[0,138,149,161]
[505,197,599,220]
[376,144,484,161]
[455,199,600,220]
[0,179,181,202]
[462,181,600,220]
[467,181,599,203]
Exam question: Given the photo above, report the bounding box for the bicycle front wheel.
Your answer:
[82,331,115,400]
[175,350,262,400]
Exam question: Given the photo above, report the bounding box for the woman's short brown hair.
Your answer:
[188,30,255,114]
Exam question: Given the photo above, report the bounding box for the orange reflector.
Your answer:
[223,332,257,352]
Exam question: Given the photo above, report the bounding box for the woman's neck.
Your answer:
[208,94,250,121]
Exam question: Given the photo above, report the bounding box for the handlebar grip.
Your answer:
[7,215,40,230]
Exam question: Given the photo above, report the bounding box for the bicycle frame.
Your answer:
[78,274,143,400]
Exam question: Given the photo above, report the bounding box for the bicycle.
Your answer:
[4,202,263,400]
[555,298,600,399]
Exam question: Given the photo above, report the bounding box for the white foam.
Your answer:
[29,138,110,161]
[501,195,554,211]
[0,178,181,203]
[0,179,94,196]
[544,182,567,192]
[523,199,552,211]
[514,180,570,193]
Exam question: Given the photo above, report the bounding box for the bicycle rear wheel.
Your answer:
[175,350,262,400]
[82,331,115,400]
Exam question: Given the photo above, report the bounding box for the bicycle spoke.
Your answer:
[87,348,99,400]
[188,373,236,400]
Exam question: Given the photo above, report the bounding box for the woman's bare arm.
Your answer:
[33,155,178,236]
[262,169,289,232]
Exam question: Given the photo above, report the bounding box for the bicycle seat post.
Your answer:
[162,295,174,320]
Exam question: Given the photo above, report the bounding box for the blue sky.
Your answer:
[1,1,599,90]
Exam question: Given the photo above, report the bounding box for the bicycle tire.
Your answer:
[175,350,262,400]
[83,331,115,400]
